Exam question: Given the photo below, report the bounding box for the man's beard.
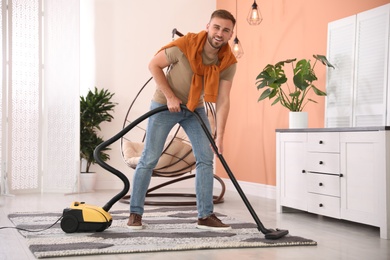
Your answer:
[207,35,227,50]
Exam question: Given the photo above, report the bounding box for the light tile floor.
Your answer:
[1,189,389,260]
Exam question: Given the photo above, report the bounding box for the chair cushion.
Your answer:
[122,137,195,175]
[122,141,144,168]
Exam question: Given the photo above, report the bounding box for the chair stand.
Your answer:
[119,174,225,206]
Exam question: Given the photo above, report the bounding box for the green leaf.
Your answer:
[275,58,296,67]
[313,54,335,68]
[289,90,301,97]
[293,59,316,90]
[256,71,274,89]
[271,96,281,106]
[268,88,278,99]
[311,85,327,96]
[258,89,271,101]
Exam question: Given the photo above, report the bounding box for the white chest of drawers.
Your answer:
[276,127,390,239]
[306,132,341,218]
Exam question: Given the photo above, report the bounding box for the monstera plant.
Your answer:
[256,54,334,112]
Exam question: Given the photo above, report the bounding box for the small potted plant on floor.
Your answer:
[80,87,117,191]
[256,54,334,128]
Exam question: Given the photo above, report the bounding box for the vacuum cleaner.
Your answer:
[61,105,288,239]
[60,202,113,233]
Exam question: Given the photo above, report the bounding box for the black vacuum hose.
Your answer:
[94,105,169,212]
[93,104,288,239]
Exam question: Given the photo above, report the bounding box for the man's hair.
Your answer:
[210,9,236,27]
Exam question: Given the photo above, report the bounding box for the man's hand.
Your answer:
[167,95,182,113]
[149,50,182,112]
[212,136,223,155]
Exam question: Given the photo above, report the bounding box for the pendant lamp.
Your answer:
[247,0,263,25]
[232,0,244,58]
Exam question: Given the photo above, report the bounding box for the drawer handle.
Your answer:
[319,140,323,144]
[319,161,323,165]
[302,170,306,173]
[319,203,323,207]
[319,182,323,186]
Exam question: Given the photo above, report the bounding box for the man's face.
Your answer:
[206,17,234,50]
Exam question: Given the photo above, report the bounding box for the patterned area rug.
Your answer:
[8,206,316,258]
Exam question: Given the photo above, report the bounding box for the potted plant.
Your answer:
[256,54,334,128]
[80,87,117,190]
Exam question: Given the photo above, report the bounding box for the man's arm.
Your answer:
[148,50,182,112]
[214,79,233,154]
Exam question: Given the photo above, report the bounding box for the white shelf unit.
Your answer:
[325,4,390,127]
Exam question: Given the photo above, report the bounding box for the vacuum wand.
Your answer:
[186,105,289,239]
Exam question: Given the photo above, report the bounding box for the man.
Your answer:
[128,9,237,230]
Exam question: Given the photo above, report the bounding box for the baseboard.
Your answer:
[220,178,276,200]
[95,179,124,190]
[94,176,276,200]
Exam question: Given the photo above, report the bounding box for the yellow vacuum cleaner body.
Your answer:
[60,201,112,233]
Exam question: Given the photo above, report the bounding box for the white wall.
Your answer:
[81,0,216,190]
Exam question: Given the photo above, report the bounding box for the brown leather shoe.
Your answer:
[197,213,231,231]
[127,213,143,230]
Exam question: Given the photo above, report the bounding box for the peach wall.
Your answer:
[216,0,390,185]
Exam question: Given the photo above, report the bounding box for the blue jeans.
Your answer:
[130,101,214,218]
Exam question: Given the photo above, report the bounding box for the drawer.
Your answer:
[308,193,340,218]
[306,152,340,174]
[307,132,339,153]
[307,173,340,197]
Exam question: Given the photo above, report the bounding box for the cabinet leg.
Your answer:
[278,205,303,213]
[380,225,389,239]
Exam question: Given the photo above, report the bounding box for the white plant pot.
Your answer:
[289,111,308,129]
[79,172,96,192]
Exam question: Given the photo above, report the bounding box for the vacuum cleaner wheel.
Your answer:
[60,214,79,233]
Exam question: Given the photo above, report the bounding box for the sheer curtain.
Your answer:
[0,0,79,194]
[42,0,79,193]
[0,0,5,194]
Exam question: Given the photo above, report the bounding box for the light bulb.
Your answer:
[250,9,259,20]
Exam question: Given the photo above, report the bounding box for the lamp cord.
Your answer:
[235,0,238,37]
